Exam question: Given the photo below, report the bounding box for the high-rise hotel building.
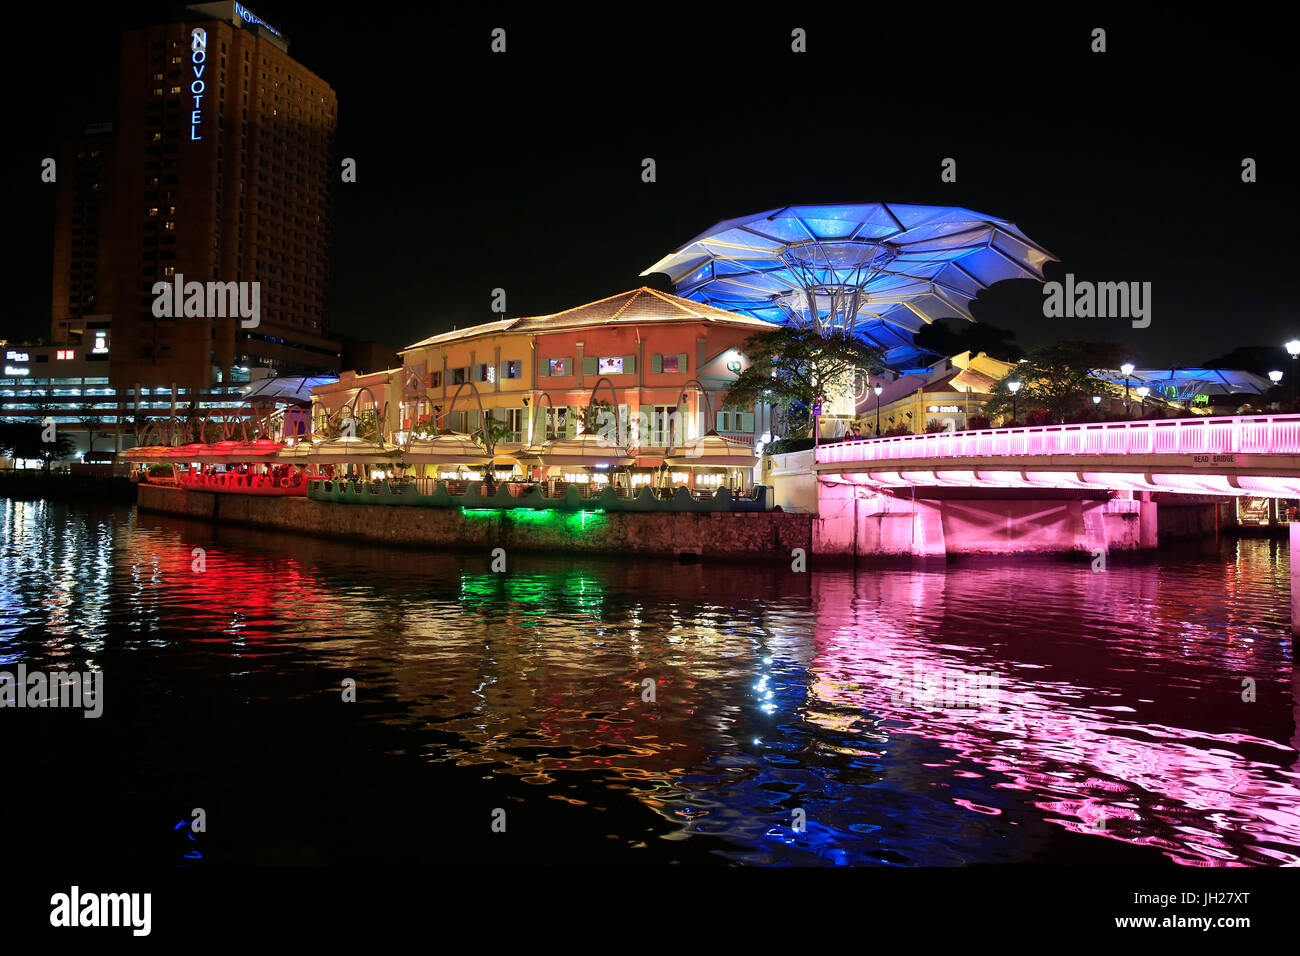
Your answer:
[50,2,341,390]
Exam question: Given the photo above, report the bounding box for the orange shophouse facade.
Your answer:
[396,288,779,484]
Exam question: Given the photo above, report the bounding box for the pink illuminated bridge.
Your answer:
[815,414,1300,497]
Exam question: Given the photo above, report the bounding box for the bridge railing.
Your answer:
[815,415,1300,464]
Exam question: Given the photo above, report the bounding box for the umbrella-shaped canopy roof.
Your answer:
[307,436,401,463]
[121,445,172,463]
[163,443,211,461]
[276,440,319,461]
[1095,368,1272,399]
[227,439,284,462]
[642,203,1055,364]
[664,433,758,468]
[402,432,492,465]
[535,435,634,468]
[193,440,246,462]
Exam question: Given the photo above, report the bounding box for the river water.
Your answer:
[2,498,1296,867]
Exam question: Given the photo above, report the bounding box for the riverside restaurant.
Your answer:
[124,428,775,513]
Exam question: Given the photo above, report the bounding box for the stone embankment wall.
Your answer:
[137,484,812,560]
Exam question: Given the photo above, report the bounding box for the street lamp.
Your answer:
[1007,380,1022,424]
[873,384,883,436]
[1136,385,1149,417]
[1120,362,1135,418]
[1286,340,1300,410]
[1269,370,1283,384]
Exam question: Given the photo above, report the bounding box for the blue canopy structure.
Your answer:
[642,203,1056,367]
[1095,368,1272,401]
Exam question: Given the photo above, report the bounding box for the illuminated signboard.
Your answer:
[190,29,207,141]
[5,351,29,362]
[926,404,962,414]
[56,350,74,360]
[4,366,29,376]
[234,3,281,36]
[92,332,109,354]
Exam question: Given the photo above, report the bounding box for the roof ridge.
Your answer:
[607,288,646,322]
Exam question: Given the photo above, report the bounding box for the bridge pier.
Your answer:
[1292,522,1300,637]
[814,481,1157,560]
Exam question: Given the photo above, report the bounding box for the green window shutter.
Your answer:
[538,360,549,378]
[741,411,754,432]
[652,354,662,374]
[623,355,636,375]
[500,361,510,380]
[563,358,573,376]
[716,411,726,431]
[565,407,578,438]
[677,353,689,372]
[583,356,598,375]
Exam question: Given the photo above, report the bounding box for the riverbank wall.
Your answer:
[137,484,813,560]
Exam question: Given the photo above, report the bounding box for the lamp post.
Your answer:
[1268,370,1283,411]
[1286,340,1300,411]
[1120,362,1135,418]
[1092,394,1102,418]
[873,384,883,436]
[1007,380,1022,425]
[1136,385,1149,417]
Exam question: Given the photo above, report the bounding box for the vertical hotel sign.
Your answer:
[189,28,207,141]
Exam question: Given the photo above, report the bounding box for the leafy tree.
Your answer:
[0,422,75,470]
[722,327,884,435]
[914,319,1024,362]
[982,341,1125,425]
[79,415,103,453]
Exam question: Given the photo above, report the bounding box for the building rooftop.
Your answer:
[402,288,776,352]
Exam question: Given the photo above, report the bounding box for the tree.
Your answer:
[79,415,103,454]
[982,341,1125,425]
[914,319,1024,362]
[722,327,884,435]
[0,422,75,470]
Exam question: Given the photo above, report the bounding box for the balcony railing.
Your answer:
[815,415,1300,464]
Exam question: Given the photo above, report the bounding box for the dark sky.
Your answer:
[12,3,1296,368]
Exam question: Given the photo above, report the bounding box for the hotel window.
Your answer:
[473,363,495,383]
[427,370,441,389]
[541,357,571,377]
[501,359,522,379]
[451,367,468,385]
[653,353,687,374]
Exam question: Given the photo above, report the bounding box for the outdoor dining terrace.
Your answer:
[307,475,775,512]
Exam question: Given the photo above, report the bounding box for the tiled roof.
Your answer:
[401,288,774,351]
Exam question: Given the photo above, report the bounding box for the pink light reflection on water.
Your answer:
[806,562,1300,866]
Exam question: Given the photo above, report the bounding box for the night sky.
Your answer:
[14,3,1295,367]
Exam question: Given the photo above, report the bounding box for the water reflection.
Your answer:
[1,498,1296,866]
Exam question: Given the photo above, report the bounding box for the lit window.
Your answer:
[598,356,624,375]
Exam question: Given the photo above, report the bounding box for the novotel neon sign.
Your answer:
[234,3,281,36]
[189,28,206,141]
